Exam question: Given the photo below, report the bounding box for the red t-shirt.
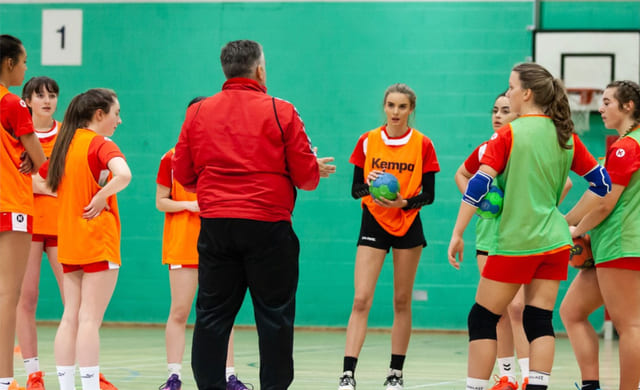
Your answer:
[350,126,440,173]
[0,93,33,138]
[463,141,488,174]
[40,134,124,181]
[156,149,173,188]
[605,136,640,186]
[481,126,596,176]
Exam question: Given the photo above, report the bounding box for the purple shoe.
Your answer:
[226,375,253,390]
[159,374,182,390]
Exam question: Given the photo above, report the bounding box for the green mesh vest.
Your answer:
[476,215,497,252]
[491,116,573,255]
[591,131,640,264]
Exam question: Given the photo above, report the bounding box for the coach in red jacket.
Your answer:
[173,39,335,390]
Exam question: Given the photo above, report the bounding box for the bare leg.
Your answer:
[344,246,386,357]
[226,329,235,368]
[45,246,64,304]
[165,268,197,365]
[55,271,82,366]
[75,270,118,366]
[16,241,44,361]
[559,268,602,381]
[390,246,422,355]
[0,231,31,377]
[597,267,640,390]
[507,287,528,360]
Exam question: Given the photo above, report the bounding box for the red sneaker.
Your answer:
[99,374,118,390]
[490,376,518,390]
[26,371,45,390]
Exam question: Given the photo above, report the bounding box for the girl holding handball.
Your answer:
[0,34,47,390]
[448,63,610,390]
[42,88,131,390]
[561,80,640,390]
[16,76,64,390]
[454,92,531,390]
[339,83,440,390]
[155,97,249,390]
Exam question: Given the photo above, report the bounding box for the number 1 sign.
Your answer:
[42,9,83,66]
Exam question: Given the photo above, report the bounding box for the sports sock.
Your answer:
[581,380,600,390]
[225,366,236,381]
[23,357,40,375]
[518,357,530,381]
[466,377,490,390]
[527,370,550,390]
[0,378,13,390]
[79,365,100,390]
[168,363,181,379]
[343,356,357,375]
[497,356,516,383]
[390,354,405,372]
[57,366,76,390]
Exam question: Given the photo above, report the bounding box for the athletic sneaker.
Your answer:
[158,374,181,390]
[522,378,528,390]
[99,374,118,390]
[489,376,518,390]
[338,372,356,390]
[26,371,45,390]
[574,382,601,390]
[383,373,403,390]
[226,375,252,390]
[8,380,25,390]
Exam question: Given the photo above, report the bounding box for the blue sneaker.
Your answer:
[227,375,252,390]
[159,374,181,390]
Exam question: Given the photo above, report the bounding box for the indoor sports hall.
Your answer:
[1,0,639,389]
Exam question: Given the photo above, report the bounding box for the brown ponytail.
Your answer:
[607,80,640,134]
[47,88,117,192]
[512,63,574,149]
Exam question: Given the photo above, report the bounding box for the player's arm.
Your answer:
[455,163,473,194]
[32,172,55,196]
[567,184,623,237]
[19,132,46,173]
[559,177,572,205]
[402,172,435,209]
[83,157,131,219]
[155,184,199,213]
[351,165,370,199]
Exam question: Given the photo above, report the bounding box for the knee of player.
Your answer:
[392,294,412,313]
[352,295,374,313]
[468,302,501,341]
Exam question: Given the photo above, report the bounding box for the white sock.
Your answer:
[0,378,13,390]
[497,356,517,383]
[226,366,235,381]
[79,366,100,390]
[24,357,40,375]
[528,370,550,387]
[57,365,76,390]
[518,358,530,380]
[168,363,182,379]
[388,368,402,378]
[466,377,490,390]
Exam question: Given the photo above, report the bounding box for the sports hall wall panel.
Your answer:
[1,1,637,330]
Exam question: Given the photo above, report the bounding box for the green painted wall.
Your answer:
[0,1,637,330]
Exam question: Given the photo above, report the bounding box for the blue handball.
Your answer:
[476,186,504,219]
[370,172,400,200]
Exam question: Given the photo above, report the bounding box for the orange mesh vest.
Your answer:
[0,85,33,215]
[162,148,199,265]
[362,127,424,236]
[57,129,121,265]
[33,121,60,235]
